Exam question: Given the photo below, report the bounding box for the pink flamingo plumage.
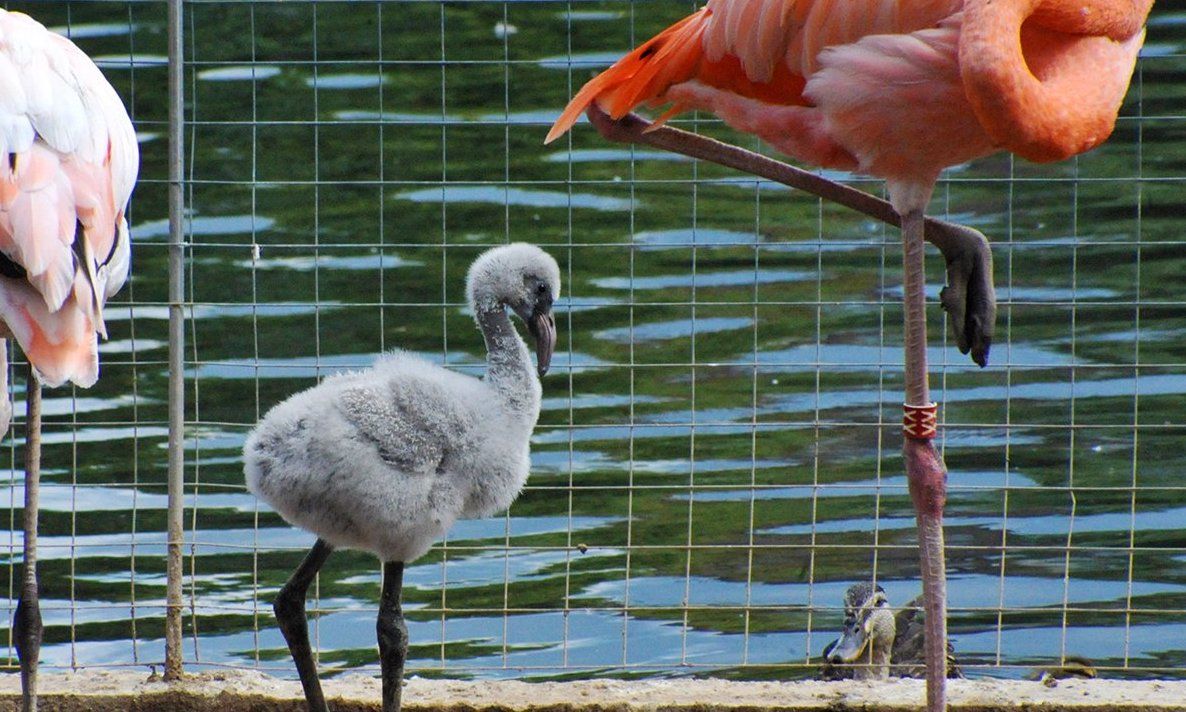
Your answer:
[547,0,1151,708]
[0,8,138,708]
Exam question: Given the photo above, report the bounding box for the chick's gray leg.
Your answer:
[377,561,408,712]
[925,219,996,367]
[275,538,335,712]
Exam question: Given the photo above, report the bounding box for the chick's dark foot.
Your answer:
[925,218,996,367]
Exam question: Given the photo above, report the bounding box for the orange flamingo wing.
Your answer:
[0,8,138,387]
[546,12,712,142]
[545,0,963,144]
[545,0,815,144]
[547,0,1152,187]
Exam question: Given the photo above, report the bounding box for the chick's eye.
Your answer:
[537,283,548,294]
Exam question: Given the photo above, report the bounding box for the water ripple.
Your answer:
[395,186,637,212]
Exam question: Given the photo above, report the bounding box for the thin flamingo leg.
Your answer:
[901,208,949,712]
[15,364,42,712]
[582,104,956,708]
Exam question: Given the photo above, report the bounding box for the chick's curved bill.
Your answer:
[529,310,556,376]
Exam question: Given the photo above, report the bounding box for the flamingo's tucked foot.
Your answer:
[924,219,995,367]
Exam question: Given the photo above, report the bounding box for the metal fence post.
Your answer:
[165,0,186,681]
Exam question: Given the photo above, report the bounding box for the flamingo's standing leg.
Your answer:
[14,363,42,712]
[901,208,949,712]
[377,561,408,712]
[584,107,957,708]
[274,538,334,712]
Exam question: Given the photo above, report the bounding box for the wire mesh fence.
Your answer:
[1,0,1184,685]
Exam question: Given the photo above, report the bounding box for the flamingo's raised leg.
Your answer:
[583,107,995,366]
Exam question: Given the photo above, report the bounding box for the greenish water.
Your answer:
[2,0,1185,682]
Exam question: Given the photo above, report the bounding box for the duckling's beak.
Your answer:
[826,626,870,664]
[528,309,556,377]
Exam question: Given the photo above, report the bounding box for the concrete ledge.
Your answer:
[0,669,1184,711]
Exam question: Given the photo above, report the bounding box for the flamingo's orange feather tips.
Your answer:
[0,278,99,388]
[543,119,571,145]
[546,3,812,146]
[545,92,594,144]
[645,104,688,132]
[546,10,711,143]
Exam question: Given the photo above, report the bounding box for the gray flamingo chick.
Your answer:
[244,243,560,712]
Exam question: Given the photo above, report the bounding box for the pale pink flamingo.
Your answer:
[547,0,1151,708]
[0,8,138,708]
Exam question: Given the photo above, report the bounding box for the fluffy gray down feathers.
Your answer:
[244,243,560,562]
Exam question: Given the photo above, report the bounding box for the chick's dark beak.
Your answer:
[528,309,556,377]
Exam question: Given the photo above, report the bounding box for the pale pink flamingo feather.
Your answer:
[0,8,137,389]
[0,10,138,710]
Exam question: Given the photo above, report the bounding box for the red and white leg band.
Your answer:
[903,402,938,440]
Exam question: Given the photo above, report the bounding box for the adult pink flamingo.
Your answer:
[547,0,1151,708]
[0,8,138,709]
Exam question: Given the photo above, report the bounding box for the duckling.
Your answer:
[1026,656,1097,687]
[819,582,962,680]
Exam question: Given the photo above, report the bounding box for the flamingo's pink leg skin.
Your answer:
[901,207,949,712]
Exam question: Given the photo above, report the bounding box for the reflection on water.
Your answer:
[633,228,764,249]
[306,73,389,90]
[545,149,692,164]
[1,0,1184,684]
[395,186,638,212]
[134,215,277,241]
[197,65,284,82]
[591,269,815,290]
